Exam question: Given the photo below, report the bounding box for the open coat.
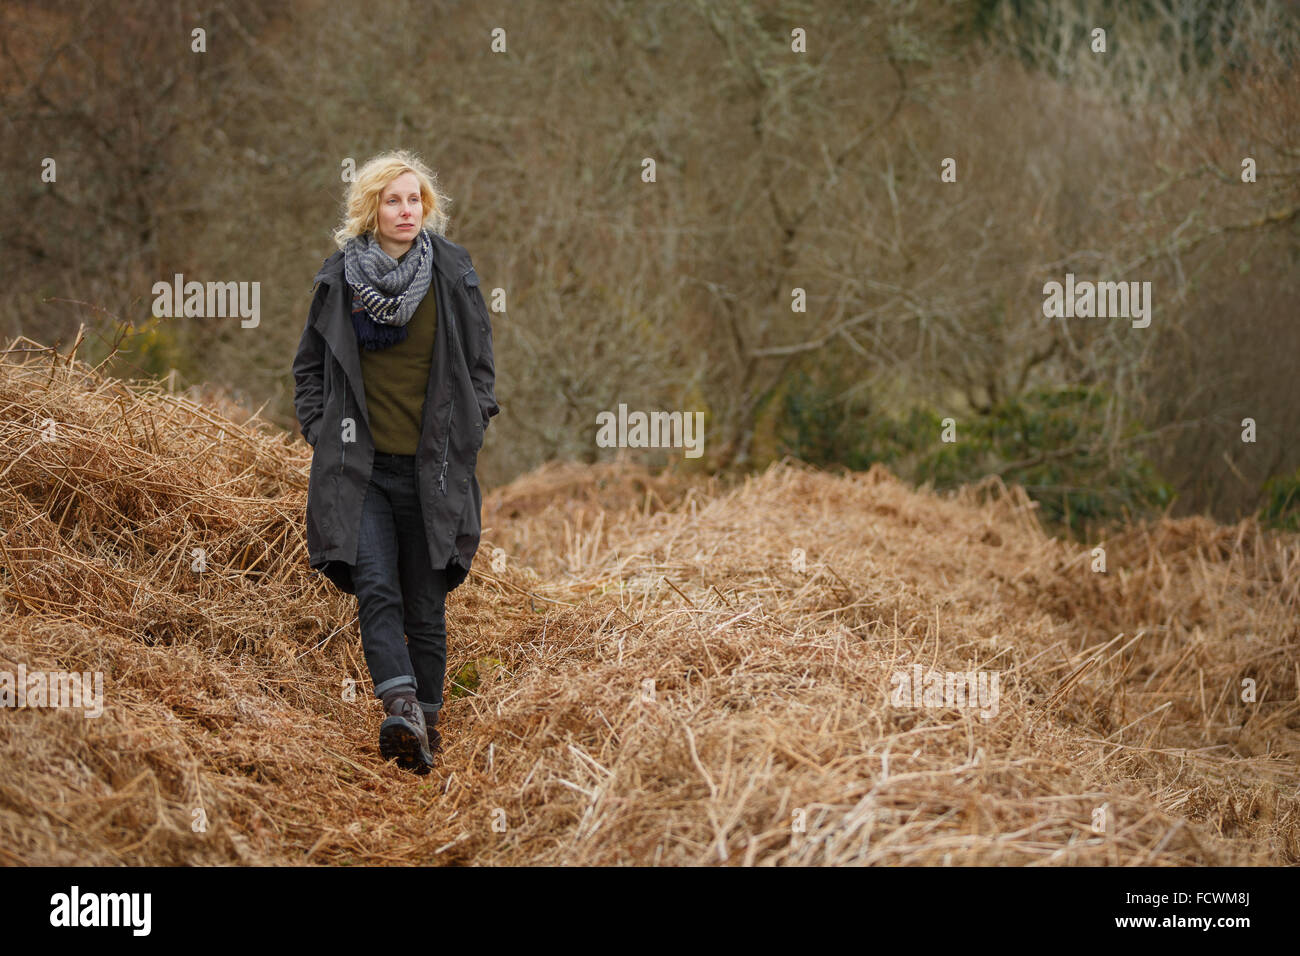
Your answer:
[292,232,500,595]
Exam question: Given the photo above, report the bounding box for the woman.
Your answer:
[293,150,500,774]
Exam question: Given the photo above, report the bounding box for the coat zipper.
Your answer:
[439,305,467,494]
[339,389,347,474]
[438,396,454,494]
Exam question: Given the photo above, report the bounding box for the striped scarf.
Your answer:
[343,228,434,351]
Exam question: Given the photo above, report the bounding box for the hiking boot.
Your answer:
[379,695,434,774]
[419,701,443,757]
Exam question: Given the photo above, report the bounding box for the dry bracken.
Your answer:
[1,338,1296,866]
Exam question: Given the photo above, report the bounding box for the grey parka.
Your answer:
[292,232,500,594]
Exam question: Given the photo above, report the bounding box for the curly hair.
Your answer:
[332,150,451,248]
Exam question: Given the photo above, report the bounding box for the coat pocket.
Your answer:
[328,356,354,476]
[306,440,337,544]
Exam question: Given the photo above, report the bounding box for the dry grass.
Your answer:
[1,337,1297,866]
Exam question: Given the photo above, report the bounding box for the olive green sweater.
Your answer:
[358,256,438,455]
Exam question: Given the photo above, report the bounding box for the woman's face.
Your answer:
[375,171,423,254]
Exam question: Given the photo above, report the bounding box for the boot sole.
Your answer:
[379,716,434,774]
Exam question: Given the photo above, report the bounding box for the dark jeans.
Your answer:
[353,451,448,727]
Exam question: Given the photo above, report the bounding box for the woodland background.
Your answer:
[3,0,1298,537]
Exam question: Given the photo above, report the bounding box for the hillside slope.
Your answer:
[1,341,1297,865]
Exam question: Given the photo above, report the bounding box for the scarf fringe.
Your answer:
[352,306,411,351]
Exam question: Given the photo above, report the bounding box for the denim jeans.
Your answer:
[352,451,448,728]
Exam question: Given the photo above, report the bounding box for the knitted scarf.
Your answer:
[342,228,434,351]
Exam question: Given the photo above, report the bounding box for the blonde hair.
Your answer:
[332,150,451,248]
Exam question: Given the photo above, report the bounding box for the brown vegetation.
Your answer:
[1,341,1295,865]
[4,1,1297,519]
